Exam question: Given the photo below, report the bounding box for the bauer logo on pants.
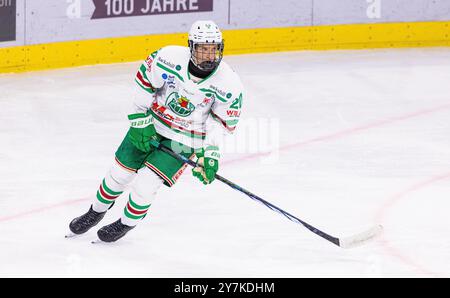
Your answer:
[0,0,16,42]
[92,0,213,19]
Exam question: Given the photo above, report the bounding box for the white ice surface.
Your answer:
[0,48,449,277]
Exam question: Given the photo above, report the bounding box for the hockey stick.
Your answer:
[153,141,383,249]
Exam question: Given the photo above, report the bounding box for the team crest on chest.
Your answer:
[166,92,196,117]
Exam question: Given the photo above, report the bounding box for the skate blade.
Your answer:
[91,238,101,244]
[91,238,110,244]
[65,232,79,239]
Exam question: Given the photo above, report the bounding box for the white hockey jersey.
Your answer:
[133,45,244,150]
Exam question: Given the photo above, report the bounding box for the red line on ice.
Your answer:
[374,172,450,277]
[0,198,90,223]
[1,103,450,225]
[223,103,450,166]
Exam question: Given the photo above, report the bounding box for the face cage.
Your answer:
[189,40,224,72]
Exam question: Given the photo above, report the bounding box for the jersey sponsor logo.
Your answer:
[162,74,176,88]
[166,92,195,117]
[226,110,240,117]
[152,102,172,120]
[157,57,176,69]
[145,51,158,68]
[167,75,176,88]
[152,102,189,128]
[197,94,213,108]
[203,97,212,104]
[152,102,205,140]
[172,162,189,183]
[145,57,153,69]
[209,85,228,98]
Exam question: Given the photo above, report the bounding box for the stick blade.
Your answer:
[339,225,384,249]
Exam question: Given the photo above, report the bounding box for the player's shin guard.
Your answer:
[93,161,136,213]
[120,167,164,227]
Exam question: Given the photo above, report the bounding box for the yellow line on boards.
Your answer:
[1,21,449,73]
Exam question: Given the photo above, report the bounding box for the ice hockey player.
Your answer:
[67,20,244,242]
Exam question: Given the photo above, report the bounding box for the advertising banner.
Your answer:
[23,0,227,45]
[3,0,450,47]
[0,0,16,42]
[92,0,214,19]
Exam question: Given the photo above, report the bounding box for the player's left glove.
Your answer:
[128,111,159,153]
[192,146,220,185]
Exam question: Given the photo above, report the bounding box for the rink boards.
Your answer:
[1,0,450,73]
[1,20,450,73]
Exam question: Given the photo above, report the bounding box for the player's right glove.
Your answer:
[128,111,158,153]
[192,146,220,185]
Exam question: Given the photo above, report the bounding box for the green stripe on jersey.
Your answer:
[199,88,226,102]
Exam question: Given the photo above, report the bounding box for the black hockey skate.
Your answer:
[67,205,107,236]
[96,219,135,243]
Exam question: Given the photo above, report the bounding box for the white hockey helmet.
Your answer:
[188,20,224,71]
